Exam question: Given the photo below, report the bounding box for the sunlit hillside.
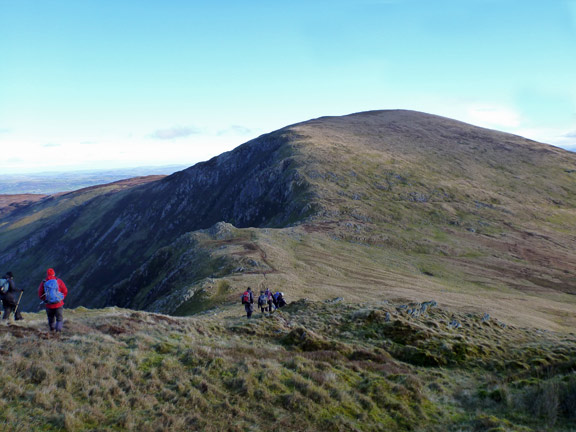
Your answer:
[0,111,575,332]
[1,301,574,431]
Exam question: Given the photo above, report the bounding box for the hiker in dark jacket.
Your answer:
[257,290,268,314]
[38,268,68,332]
[241,287,254,318]
[273,292,286,308]
[264,287,275,313]
[1,272,23,321]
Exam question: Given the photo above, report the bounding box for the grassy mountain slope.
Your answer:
[1,302,575,431]
[0,110,575,331]
[290,111,576,296]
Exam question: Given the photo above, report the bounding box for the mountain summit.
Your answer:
[1,110,575,329]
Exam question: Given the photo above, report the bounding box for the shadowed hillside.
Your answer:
[0,110,575,331]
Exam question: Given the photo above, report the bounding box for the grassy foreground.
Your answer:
[0,300,575,432]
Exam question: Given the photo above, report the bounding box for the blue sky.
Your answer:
[1,0,575,173]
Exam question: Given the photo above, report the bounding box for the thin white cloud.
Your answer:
[465,106,521,129]
[553,130,576,151]
[43,142,61,148]
[512,126,576,151]
[429,98,575,151]
[556,139,576,151]
[217,125,253,136]
[149,126,200,140]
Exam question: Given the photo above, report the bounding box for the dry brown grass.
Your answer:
[200,225,576,333]
[0,297,575,431]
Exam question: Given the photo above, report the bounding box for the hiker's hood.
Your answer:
[46,268,56,280]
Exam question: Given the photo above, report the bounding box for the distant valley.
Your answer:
[0,164,189,194]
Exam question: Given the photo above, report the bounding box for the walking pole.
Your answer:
[12,291,23,318]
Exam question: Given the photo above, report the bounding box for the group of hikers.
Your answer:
[241,286,287,318]
[2,267,285,330]
[0,269,68,332]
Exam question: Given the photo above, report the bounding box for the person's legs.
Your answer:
[54,308,64,331]
[46,308,56,331]
[245,304,253,318]
[2,302,14,320]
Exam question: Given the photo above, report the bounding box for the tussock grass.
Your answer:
[0,300,574,431]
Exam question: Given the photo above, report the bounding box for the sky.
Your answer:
[1,0,575,174]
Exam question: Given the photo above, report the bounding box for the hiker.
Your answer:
[264,287,275,313]
[241,287,254,318]
[0,272,24,321]
[38,268,68,332]
[272,291,280,309]
[274,292,286,308]
[257,290,268,314]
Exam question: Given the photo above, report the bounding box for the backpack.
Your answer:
[0,278,8,295]
[241,291,250,304]
[258,294,267,306]
[277,293,286,307]
[44,279,64,304]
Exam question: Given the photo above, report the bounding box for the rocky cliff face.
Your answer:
[0,129,313,311]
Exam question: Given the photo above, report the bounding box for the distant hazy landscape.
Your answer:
[0,165,189,194]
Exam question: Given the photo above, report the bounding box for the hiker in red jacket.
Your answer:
[38,268,68,332]
[241,287,254,318]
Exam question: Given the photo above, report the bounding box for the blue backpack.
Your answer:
[0,278,8,294]
[44,279,64,304]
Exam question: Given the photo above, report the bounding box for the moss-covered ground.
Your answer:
[1,299,574,431]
